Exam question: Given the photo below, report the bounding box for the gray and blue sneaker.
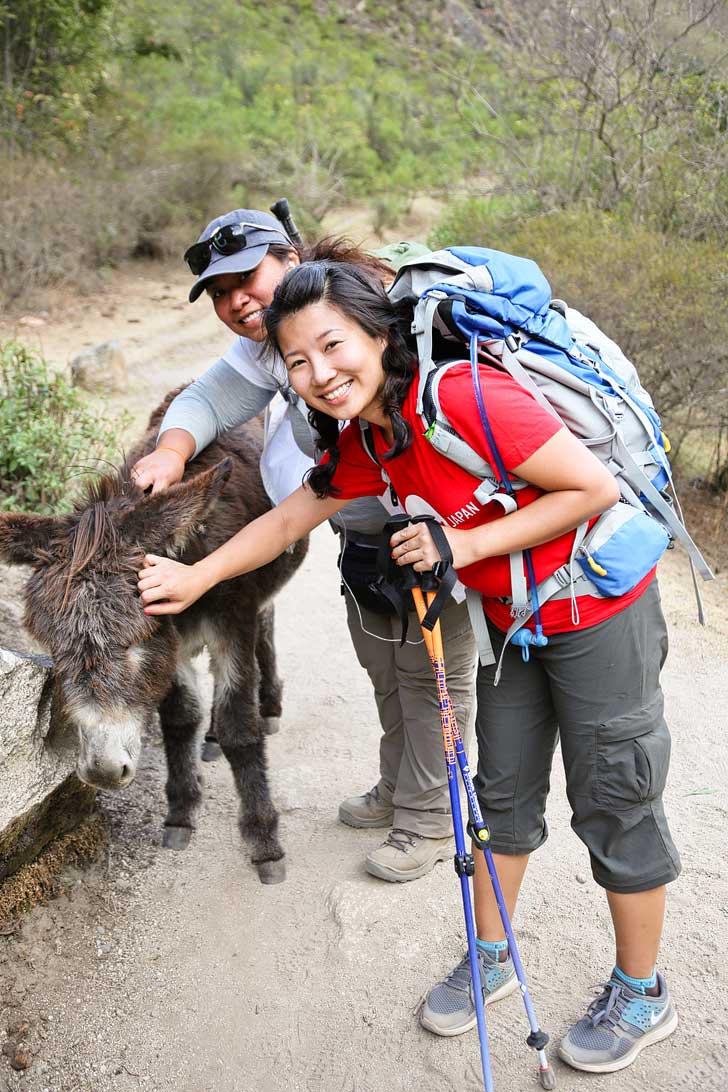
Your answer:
[558,972,678,1073]
[420,947,518,1036]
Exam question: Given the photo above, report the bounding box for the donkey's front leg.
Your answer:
[256,603,283,736]
[158,663,203,850]
[201,604,281,755]
[210,621,285,885]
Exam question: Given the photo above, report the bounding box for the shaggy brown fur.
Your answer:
[0,390,308,884]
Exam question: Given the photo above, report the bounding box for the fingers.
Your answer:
[389,523,437,569]
[131,467,172,494]
[137,555,174,606]
[139,600,182,616]
[130,449,184,494]
[138,553,164,576]
[130,459,155,491]
[136,554,199,616]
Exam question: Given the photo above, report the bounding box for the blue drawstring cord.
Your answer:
[468,333,548,660]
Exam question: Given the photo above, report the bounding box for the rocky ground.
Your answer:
[0,258,726,1092]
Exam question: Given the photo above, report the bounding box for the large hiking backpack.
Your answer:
[374,246,713,677]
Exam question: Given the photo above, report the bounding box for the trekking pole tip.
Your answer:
[539,1064,556,1089]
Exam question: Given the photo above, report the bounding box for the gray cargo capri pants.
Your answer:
[473,579,681,894]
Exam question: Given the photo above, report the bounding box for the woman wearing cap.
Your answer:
[131,208,476,884]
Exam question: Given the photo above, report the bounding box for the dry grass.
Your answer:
[0,153,231,307]
[0,814,107,927]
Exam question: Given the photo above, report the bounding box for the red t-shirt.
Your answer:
[328,360,652,634]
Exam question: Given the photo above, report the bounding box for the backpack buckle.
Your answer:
[551,565,573,590]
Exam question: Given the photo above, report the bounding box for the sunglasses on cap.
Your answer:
[184,222,293,277]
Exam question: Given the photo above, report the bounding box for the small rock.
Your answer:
[7,1020,29,1039]
[17,315,45,328]
[10,1047,32,1071]
[70,340,127,393]
[575,872,588,884]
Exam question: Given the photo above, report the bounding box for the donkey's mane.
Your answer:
[81,464,131,506]
[60,464,141,602]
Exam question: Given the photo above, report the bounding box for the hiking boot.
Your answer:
[365,829,453,882]
[558,972,678,1073]
[338,785,394,829]
[420,947,518,1036]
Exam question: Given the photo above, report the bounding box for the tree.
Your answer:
[0,0,112,152]
[459,0,728,239]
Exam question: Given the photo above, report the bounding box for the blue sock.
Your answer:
[476,938,509,961]
[612,965,657,994]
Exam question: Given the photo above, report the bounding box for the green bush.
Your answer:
[0,340,129,514]
[0,0,114,155]
[430,203,728,484]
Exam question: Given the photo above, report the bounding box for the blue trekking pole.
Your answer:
[407,571,556,1091]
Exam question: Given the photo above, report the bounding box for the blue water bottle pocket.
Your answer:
[577,504,670,597]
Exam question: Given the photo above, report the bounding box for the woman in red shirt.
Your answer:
[138,259,680,1075]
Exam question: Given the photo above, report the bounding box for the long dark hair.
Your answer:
[265,260,415,498]
[270,234,395,281]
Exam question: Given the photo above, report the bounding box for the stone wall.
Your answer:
[0,648,95,882]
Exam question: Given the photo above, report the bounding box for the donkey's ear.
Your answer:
[119,458,233,555]
[0,513,61,564]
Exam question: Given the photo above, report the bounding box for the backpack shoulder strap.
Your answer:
[359,418,379,465]
[422,359,525,511]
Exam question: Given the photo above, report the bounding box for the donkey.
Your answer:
[0,394,307,884]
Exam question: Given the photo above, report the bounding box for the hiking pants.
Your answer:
[474,579,681,893]
[344,591,477,838]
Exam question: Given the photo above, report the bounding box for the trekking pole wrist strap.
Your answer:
[410,516,457,631]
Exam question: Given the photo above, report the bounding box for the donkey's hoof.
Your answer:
[257,858,286,884]
[263,717,281,736]
[163,826,193,850]
[201,738,223,762]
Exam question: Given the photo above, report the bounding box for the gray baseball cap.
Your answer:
[186,208,295,302]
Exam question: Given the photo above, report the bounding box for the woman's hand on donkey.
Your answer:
[132,447,186,495]
[138,555,210,615]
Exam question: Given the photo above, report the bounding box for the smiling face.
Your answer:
[206,251,298,341]
[277,301,388,427]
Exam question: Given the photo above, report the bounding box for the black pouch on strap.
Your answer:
[339,540,403,616]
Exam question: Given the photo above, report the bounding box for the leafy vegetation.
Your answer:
[0,0,501,302]
[455,1,728,242]
[0,341,129,514]
[0,0,113,153]
[2,0,727,518]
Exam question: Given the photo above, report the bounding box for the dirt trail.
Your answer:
[1,264,727,1092]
